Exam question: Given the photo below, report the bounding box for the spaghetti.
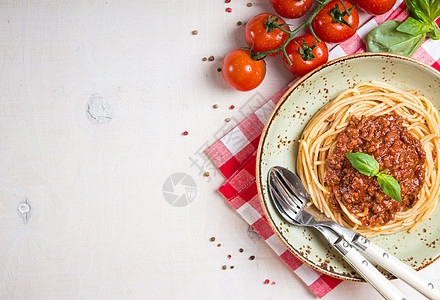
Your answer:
[297,81,440,237]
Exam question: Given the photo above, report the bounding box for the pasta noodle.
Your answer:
[297,81,440,237]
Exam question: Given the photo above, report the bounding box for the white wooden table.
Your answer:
[1,1,438,299]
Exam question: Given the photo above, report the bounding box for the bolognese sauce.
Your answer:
[325,114,426,227]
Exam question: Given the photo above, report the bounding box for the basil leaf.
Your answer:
[367,20,426,57]
[346,152,380,176]
[397,17,433,35]
[377,173,402,202]
[405,0,430,23]
[428,0,440,21]
[428,23,440,39]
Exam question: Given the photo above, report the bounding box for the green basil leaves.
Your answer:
[346,152,402,202]
[367,0,440,56]
[346,152,379,176]
[367,20,426,56]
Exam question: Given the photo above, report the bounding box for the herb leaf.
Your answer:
[346,152,379,176]
[405,0,431,23]
[346,152,402,202]
[367,20,426,57]
[377,173,402,202]
[406,0,440,23]
[397,17,433,35]
[428,24,440,39]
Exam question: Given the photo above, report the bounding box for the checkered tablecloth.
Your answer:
[206,2,440,297]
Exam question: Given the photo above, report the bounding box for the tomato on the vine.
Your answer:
[245,13,289,55]
[283,34,328,77]
[270,0,314,19]
[352,0,396,15]
[222,49,266,92]
[311,0,359,43]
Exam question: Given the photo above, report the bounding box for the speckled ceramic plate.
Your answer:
[256,52,440,281]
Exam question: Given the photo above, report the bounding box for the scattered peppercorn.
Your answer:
[217,68,222,72]
[182,131,189,136]
[237,21,242,26]
[239,248,244,253]
[192,30,198,35]
[230,266,235,269]
[217,243,222,247]
[213,104,219,109]
[264,279,270,285]
[210,237,216,242]
[249,255,255,260]
[230,105,235,110]
[227,255,231,259]
[247,3,252,7]
[202,57,207,61]
[222,265,227,270]
[271,281,276,285]
[204,171,210,177]
[208,56,215,61]
[226,7,232,12]
[225,0,231,2]
[225,118,231,122]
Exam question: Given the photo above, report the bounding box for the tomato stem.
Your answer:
[282,47,292,65]
[338,0,351,16]
[249,0,333,65]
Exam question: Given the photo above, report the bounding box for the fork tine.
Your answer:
[276,170,306,205]
[269,183,298,225]
[272,172,304,211]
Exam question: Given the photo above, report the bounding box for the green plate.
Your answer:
[256,52,440,281]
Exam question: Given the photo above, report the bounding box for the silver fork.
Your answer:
[269,166,440,299]
[269,166,408,300]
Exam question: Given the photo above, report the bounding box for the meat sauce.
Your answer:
[325,114,426,227]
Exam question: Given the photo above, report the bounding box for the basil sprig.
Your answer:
[367,0,440,56]
[346,152,402,202]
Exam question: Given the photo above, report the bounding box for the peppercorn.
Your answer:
[192,30,198,35]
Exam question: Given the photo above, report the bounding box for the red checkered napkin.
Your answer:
[206,2,440,298]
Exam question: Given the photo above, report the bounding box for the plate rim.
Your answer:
[256,52,440,281]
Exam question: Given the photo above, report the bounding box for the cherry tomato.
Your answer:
[222,49,266,92]
[311,0,359,43]
[351,0,396,15]
[270,0,314,19]
[245,13,289,55]
[283,34,328,77]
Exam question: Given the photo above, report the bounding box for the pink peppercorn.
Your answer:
[183,131,189,136]
[226,7,232,13]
